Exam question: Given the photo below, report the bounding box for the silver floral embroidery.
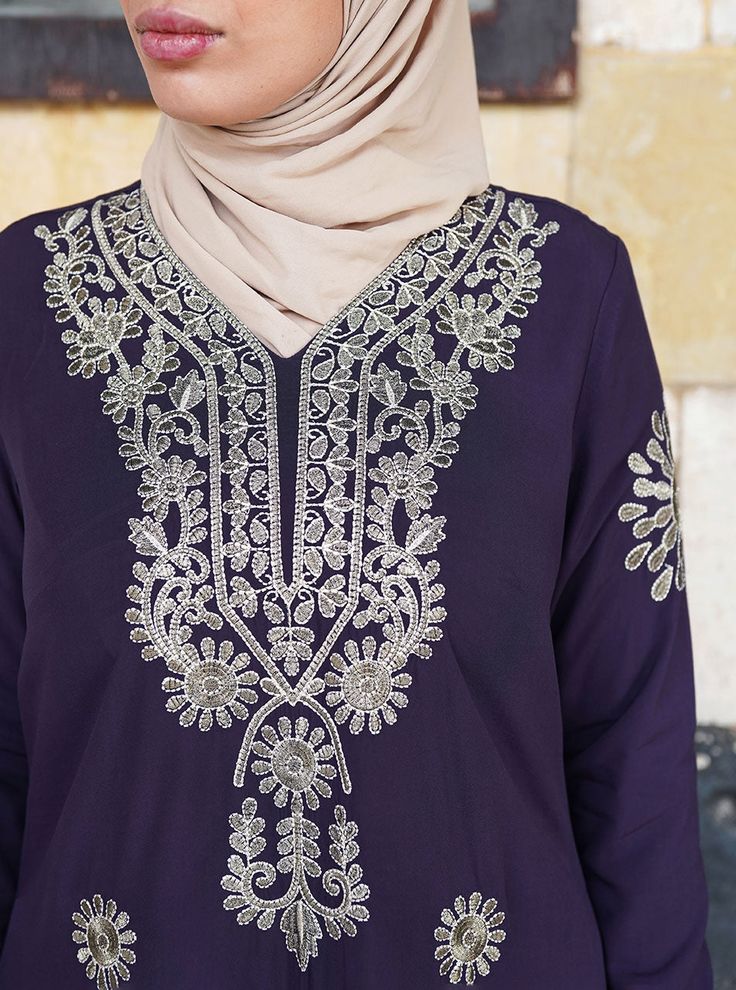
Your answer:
[326,634,411,734]
[161,636,259,731]
[221,793,369,971]
[251,714,337,810]
[434,891,506,985]
[71,894,137,989]
[35,184,558,970]
[617,403,686,602]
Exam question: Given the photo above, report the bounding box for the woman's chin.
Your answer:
[146,80,292,127]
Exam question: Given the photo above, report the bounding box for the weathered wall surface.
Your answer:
[0,0,734,722]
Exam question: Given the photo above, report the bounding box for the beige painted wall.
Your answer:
[0,0,734,721]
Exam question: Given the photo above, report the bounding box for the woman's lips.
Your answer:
[139,31,220,61]
[134,6,222,62]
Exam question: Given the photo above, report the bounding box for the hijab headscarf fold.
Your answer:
[140,0,490,358]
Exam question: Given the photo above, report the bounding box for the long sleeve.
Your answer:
[0,429,26,950]
[550,236,713,988]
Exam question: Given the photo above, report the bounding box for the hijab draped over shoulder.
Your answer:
[140,0,490,358]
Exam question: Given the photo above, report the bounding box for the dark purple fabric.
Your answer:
[0,178,713,989]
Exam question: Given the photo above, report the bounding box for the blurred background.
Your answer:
[0,0,734,984]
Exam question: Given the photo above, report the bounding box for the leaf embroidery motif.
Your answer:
[617,403,686,602]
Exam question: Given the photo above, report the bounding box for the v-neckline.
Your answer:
[138,180,473,378]
[88,177,505,696]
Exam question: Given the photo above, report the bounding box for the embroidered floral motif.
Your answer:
[251,714,337,810]
[35,182,559,970]
[434,891,506,985]
[617,403,686,602]
[325,634,411,734]
[71,894,137,989]
[161,636,258,731]
[222,794,369,972]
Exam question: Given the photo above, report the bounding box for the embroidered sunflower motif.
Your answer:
[138,454,207,522]
[368,450,439,519]
[161,637,258,731]
[434,891,506,985]
[325,635,412,735]
[71,894,137,989]
[101,365,166,424]
[617,405,686,602]
[251,716,337,810]
[410,359,479,419]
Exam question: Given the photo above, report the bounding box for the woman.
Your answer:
[0,1,714,987]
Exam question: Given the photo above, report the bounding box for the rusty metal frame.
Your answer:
[472,0,578,102]
[0,14,149,101]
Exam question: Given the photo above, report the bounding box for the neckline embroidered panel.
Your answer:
[33,181,560,972]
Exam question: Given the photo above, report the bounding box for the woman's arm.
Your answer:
[550,236,714,988]
[0,429,26,951]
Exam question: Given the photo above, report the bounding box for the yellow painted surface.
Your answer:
[569,48,736,383]
[0,102,158,225]
[480,103,574,202]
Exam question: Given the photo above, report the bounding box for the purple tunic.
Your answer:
[0,178,713,988]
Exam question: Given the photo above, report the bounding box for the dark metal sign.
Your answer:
[471,0,577,101]
[0,0,577,103]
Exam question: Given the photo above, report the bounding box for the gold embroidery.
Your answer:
[617,402,686,602]
[36,184,558,970]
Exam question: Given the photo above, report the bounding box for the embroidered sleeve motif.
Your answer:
[71,894,137,988]
[35,186,559,972]
[434,891,506,985]
[616,403,686,602]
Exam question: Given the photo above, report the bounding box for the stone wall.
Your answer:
[1,0,734,723]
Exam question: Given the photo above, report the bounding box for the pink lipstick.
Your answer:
[134,6,222,62]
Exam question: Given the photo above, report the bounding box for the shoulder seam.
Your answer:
[0,178,140,241]
[568,233,623,444]
[490,183,620,240]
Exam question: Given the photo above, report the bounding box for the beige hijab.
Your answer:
[140,0,490,359]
